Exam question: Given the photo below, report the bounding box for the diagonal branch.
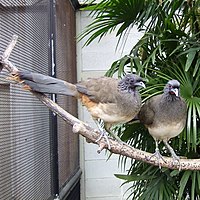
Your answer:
[0,34,19,73]
[1,35,200,171]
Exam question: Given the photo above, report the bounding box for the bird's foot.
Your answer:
[171,154,181,170]
[95,131,111,150]
[163,140,181,170]
[146,149,166,169]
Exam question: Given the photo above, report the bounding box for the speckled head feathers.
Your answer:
[119,74,145,92]
[167,80,180,88]
[164,79,180,97]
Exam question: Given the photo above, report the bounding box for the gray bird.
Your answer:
[138,80,187,165]
[17,71,145,149]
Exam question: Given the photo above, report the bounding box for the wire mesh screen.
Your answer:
[55,0,80,190]
[0,1,52,199]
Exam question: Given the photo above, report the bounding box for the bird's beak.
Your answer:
[170,88,179,96]
[134,81,146,88]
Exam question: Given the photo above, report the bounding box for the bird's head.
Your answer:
[119,74,145,92]
[164,80,180,97]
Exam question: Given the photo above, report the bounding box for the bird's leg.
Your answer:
[94,120,111,150]
[163,140,180,167]
[147,140,166,168]
[104,126,123,142]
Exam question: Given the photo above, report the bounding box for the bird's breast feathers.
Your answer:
[87,102,135,123]
[148,121,185,140]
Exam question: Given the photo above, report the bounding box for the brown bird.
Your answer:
[18,71,145,149]
[138,80,187,166]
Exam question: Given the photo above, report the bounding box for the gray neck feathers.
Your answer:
[162,92,180,102]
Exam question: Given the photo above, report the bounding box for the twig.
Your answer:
[1,35,200,170]
[0,35,18,73]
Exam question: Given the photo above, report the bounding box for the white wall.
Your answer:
[76,10,142,200]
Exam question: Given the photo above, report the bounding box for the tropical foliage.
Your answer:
[79,0,200,199]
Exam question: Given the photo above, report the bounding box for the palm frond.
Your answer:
[80,0,200,199]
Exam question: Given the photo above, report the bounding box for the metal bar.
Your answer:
[49,0,59,197]
[59,168,82,200]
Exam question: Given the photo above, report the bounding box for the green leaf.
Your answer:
[197,171,200,191]
[192,103,197,150]
[118,56,130,77]
[193,58,200,77]
[114,173,156,181]
[186,102,192,148]
[170,169,180,177]
[178,47,200,56]
[185,51,196,72]
[191,171,196,200]
[178,171,192,200]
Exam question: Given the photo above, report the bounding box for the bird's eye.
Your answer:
[168,85,172,88]
[125,79,130,83]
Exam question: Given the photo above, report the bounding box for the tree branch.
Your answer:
[0,34,19,73]
[1,35,200,171]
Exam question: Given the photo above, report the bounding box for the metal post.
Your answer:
[49,0,59,197]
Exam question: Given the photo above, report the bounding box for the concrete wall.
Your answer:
[76,10,142,200]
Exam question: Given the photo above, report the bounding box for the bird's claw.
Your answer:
[146,150,166,169]
[171,155,181,170]
[95,131,111,150]
[164,142,182,170]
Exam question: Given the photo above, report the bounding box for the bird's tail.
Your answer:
[18,71,78,97]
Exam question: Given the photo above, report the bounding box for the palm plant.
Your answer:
[79,0,200,199]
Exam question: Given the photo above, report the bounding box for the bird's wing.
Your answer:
[138,95,162,125]
[76,77,119,103]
